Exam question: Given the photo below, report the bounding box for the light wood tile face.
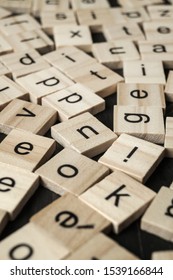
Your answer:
[35,147,109,196]
[53,24,93,52]
[92,41,140,69]
[118,0,165,7]
[71,0,110,10]
[117,83,165,110]
[0,209,8,235]
[143,20,173,42]
[164,117,173,158]
[42,83,105,121]
[31,194,110,251]
[165,71,173,102]
[0,129,56,171]
[123,60,166,84]
[0,35,13,55]
[99,133,165,183]
[147,5,173,20]
[0,7,12,19]
[0,14,41,36]
[51,112,117,158]
[141,187,173,242]
[152,250,173,260]
[0,75,28,111]
[113,105,165,144]
[0,99,57,135]
[6,29,54,54]
[0,162,39,219]
[0,223,69,260]
[0,50,50,79]
[0,0,32,13]
[16,67,74,104]
[32,0,70,17]
[66,233,139,260]
[121,7,150,23]
[103,22,145,42]
[139,41,173,69]
[0,61,11,77]
[80,170,155,233]
[66,61,124,98]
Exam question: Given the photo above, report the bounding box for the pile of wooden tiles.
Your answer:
[0,0,173,260]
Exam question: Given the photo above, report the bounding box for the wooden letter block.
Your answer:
[165,71,173,102]
[0,129,56,171]
[139,41,173,69]
[113,105,165,144]
[35,147,109,196]
[66,61,124,98]
[31,194,110,251]
[42,83,105,121]
[6,29,54,55]
[0,162,39,220]
[143,19,173,42]
[141,187,173,242]
[16,67,74,104]
[66,233,139,260]
[0,209,8,235]
[0,99,57,135]
[152,250,173,260]
[71,0,110,10]
[0,0,32,14]
[0,223,69,260]
[123,60,166,84]
[99,133,165,183]
[118,0,164,7]
[0,35,13,55]
[80,170,155,233]
[164,117,173,158]
[121,7,150,23]
[117,83,166,110]
[0,14,41,36]
[103,22,145,42]
[53,24,93,52]
[31,0,70,17]
[0,50,50,79]
[43,46,96,76]
[51,112,117,157]
[92,41,140,70]
[147,5,173,20]
[0,75,28,111]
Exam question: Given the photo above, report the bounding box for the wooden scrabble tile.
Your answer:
[32,0,70,17]
[0,129,56,171]
[71,0,110,10]
[66,233,139,260]
[0,99,57,135]
[0,61,11,78]
[31,194,110,251]
[0,75,28,111]
[0,209,8,235]
[147,5,173,20]
[0,50,50,79]
[76,8,126,33]
[6,29,54,55]
[0,7,12,19]
[121,6,150,23]
[51,112,117,158]
[117,83,166,110]
[103,22,145,42]
[92,41,140,70]
[53,24,93,52]
[118,0,164,7]
[42,83,105,121]
[80,170,155,234]
[66,61,124,98]
[164,117,173,158]
[114,106,165,144]
[139,41,173,69]
[0,14,41,36]
[0,35,13,55]
[0,223,69,260]
[16,67,74,104]
[0,0,32,13]
[99,133,165,183]
[165,71,173,102]
[152,250,173,260]
[43,46,96,77]
[41,10,77,35]
[123,60,166,84]
[141,186,173,242]
[143,19,173,42]
[35,147,109,196]
[0,162,39,220]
